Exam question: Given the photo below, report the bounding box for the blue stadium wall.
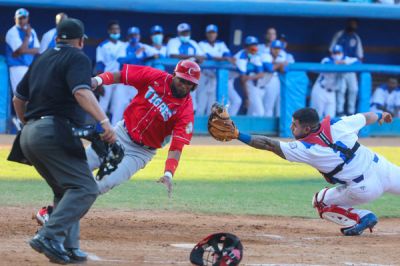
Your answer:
[1,6,400,65]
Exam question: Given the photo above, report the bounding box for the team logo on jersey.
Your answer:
[145,86,173,121]
[289,142,297,149]
[185,122,193,134]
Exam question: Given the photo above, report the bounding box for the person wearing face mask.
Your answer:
[232,36,264,116]
[311,45,358,118]
[197,24,236,115]
[95,20,126,122]
[167,23,205,113]
[259,40,291,118]
[112,26,159,125]
[39,12,68,53]
[330,18,363,116]
[150,25,167,58]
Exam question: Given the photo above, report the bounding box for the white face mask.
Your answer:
[332,54,343,61]
[179,35,190,43]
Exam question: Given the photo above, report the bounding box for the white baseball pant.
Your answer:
[246,80,265,117]
[262,75,281,117]
[317,154,400,218]
[311,83,336,118]
[227,78,242,116]
[336,72,358,115]
[110,85,138,125]
[196,71,217,115]
[9,66,29,93]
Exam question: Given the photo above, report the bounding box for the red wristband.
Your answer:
[164,158,179,175]
[98,72,114,85]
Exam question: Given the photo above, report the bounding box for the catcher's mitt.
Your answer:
[208,103,239,142]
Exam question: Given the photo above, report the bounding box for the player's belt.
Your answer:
[320,84,334,93]
[122,122,156,150]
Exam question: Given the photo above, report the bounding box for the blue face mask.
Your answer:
[109,33,120,40]
[152,34,163,45]
[130,36,140,44]
[179,35,190,43]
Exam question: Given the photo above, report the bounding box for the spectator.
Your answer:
[259,40,290,117]
[167,23,205,112]
[311,45,358,118]
[95,20,126,124]
[198,24,235,115]
[113,26,159,124]
[330,18,363,116]
[6,8,40,130]
[258,27,277,55]
[233,36,264,116]
[370,78,400,117]
[6,8,39,94]
[150,25,167,58]
[39,12,68,53]
[279,34,295,64]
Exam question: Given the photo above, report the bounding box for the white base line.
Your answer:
[88,253,136,263]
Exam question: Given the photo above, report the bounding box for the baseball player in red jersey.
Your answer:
[88,60,199,196]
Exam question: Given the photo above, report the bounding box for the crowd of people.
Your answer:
[4,8,400,129]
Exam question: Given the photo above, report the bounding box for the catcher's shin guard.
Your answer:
[312,188,360,228]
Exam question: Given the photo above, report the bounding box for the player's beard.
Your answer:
[171,83,189,98]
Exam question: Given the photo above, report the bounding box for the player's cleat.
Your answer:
[340,213,378,236]
[33,206,53,226]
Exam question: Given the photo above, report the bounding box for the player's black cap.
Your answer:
[57,18,87,40]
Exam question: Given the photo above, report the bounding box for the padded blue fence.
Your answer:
[0,56,9,133]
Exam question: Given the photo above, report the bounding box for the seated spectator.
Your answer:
[258,40,290,117]
[370,78,400,117]
[197,24,235,115]
[39,12,68,53]
[233,36,264,116]
[167,23,205,112]
[311,45,358,118]
[150,25,167,58]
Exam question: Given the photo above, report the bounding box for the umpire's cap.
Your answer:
[57,18,87,40]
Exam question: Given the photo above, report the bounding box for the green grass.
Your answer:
[1,145,400,218]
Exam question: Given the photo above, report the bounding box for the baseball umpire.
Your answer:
[12,18,116,264]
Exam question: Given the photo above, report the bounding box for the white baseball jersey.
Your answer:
[118,42,159,65]
[280,114,375,182]
[96,39,126,72]
[167,37,205,57]
[370,84,400,115]
[233,49,263,75]
[314,56,358,91]
[5,25,40,67]
[39,28,57,54]
[199,40,231,59]
[153,45,167,58]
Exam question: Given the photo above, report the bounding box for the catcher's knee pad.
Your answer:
[312,188,359,227]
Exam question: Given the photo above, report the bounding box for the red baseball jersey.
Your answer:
[120,64,194,149]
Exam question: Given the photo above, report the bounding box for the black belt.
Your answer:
[27,115,69,124]
[122,122,156,150]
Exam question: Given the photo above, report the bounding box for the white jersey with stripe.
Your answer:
[96,39,126,72]
[280,114,375,182]
[370,84,400,115]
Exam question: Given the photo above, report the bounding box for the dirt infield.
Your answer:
[1,207,399,265]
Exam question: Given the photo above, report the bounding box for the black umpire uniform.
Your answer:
[14,19,98,264]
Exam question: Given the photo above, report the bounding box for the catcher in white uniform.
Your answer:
[208,105,396,236]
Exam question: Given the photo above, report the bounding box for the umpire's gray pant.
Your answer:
[20,118,98,248]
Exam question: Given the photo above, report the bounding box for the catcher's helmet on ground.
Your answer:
[190,232,243,266]
[174,60,201,85]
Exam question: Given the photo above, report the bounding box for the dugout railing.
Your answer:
[1,56,400,137]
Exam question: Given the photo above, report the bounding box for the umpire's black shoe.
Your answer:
[29,234,70,264]
[66,248,88,263]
